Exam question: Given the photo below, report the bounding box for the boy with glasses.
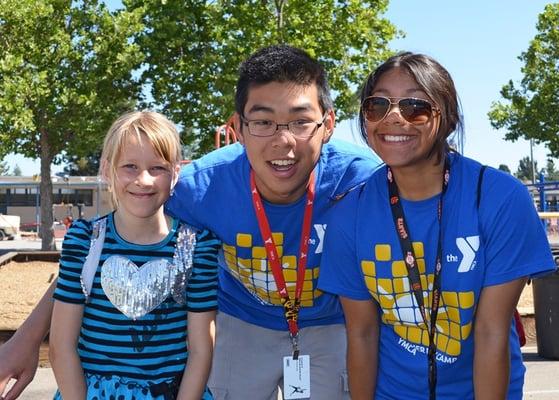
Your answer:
[0,45,379,400]
[167,45,379,399]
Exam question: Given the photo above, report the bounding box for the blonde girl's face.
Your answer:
[106,133,179,221]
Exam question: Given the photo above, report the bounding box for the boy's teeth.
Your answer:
[385,135,411,142]
[271,160,295,166]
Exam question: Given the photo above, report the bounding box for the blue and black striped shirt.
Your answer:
[53,212,219,382]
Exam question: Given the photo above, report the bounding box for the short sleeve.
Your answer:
[186,229,220,312]
[53,218,93,304]
[481,172,556,287]
[165,164,207,230]
[318,190,372,301]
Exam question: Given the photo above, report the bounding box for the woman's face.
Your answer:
[363,67,440,170]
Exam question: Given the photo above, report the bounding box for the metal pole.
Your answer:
[530,138,536,184]
[540,172,547,212]
[35,186,40,235]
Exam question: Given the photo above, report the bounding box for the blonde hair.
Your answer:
[100,110,182,207]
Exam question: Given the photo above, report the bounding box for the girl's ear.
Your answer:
[169,163,181,196]
[172,164,181,187]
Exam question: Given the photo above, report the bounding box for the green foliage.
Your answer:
[488,4,559,157]
[498,164,511,174]
[0,160,8,175]
[0,0,144,160]
[63,152,101,176]
[125,0,398,156]
[0,0,143,248]
[545,158,559,181]
[515,156,539,182]
[12,164,22,176]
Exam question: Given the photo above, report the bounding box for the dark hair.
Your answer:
[358,52,463,163]
[235,45,333,116]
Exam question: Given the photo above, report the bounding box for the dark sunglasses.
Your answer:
[362,96,439,125]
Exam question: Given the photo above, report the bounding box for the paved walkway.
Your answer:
[7,346,559,399]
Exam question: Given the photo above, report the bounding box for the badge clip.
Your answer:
[291,333,299,360]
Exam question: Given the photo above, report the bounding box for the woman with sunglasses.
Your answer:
[318,52,555,399]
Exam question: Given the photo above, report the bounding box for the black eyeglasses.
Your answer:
[240,114,327,138]
[362,96,440,125]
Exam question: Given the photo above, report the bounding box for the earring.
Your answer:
[170,186,175,197]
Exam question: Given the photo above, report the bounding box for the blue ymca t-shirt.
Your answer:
[166,139,380,330]
[318,152,556,399]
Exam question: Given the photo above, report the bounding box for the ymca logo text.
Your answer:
[446,236,480,273]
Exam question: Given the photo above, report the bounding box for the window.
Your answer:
[0,187,93,207]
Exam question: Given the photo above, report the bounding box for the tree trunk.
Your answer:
[39,129,56,251]
[274,0,286,41]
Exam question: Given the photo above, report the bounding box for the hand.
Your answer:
[0,333,40,400]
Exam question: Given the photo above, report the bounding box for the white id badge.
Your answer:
[283,355,311,399]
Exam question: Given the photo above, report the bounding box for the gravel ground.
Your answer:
[0,261,58,330]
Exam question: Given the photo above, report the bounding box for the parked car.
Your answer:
[18,221,68,239]
[0,214,20,240]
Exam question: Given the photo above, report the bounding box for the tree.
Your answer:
[12,164,22,176]
[515,156,539,182]
[545,158,559,181]
[0,159,8,175]
[125,0,398,156]
[498,164,511,174]
[63,152,102,176]
[0,0,143,249]
[488,4,559,157]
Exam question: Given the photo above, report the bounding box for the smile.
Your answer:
[269,159,296,170]
[129,192,155,198]
[383,135,413,143]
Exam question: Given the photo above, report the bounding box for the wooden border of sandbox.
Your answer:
[0,251,60,268]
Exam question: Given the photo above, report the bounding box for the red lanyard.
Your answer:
[250,169,315,359]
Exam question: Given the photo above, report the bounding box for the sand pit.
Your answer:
[0,259,537,330]
[0,258,539,367]
[0,261,58,330]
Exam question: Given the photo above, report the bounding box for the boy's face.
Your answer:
[236,81,334,204]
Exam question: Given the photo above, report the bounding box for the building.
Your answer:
[0,175,111,229]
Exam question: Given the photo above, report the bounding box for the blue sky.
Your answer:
[334,0,553,172]
[5,0,553,175]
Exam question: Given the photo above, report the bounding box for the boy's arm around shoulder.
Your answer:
[0,280,56,400]
[0,217,93,400]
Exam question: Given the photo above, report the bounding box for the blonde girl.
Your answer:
[50,111,218,400]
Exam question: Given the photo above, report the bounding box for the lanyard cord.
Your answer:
[250,170,315,359]
[387,157,450,400]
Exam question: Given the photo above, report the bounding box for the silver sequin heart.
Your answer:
[101,255,176,320]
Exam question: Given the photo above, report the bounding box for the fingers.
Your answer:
[3,378,31,400]
[0,374,14,400]
[2,374,33,400]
